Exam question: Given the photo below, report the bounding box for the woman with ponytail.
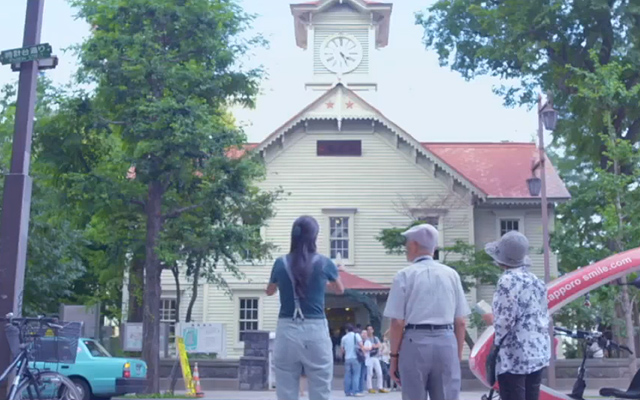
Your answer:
[266,216,345,400]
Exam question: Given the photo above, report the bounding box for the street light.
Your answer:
[532,93,558,388]
[540,103,558,131]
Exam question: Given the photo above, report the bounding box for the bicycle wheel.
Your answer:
[12,371,81,400]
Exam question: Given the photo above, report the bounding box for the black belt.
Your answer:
[405,324,453,330]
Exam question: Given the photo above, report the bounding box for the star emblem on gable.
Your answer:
[326,102,335,109]
[346,101,355,109]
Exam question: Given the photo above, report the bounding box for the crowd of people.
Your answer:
[337,323,394,397]
[266,216,550,400]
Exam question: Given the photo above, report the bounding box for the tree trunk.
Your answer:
[142,180,164,394]
[611,134,638,372]
[127,251,145,322]
[185,260,200,323]
[634,302,640,360]
[169,264,181,394]
[620,277,638,370]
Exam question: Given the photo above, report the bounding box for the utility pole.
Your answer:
[537,94,557,388]
[0,0,53,385]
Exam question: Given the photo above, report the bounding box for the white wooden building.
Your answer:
[148,0,570,360]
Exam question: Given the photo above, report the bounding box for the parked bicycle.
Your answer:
[1,313,82,400]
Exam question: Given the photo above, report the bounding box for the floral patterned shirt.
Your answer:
[493,266,550,375]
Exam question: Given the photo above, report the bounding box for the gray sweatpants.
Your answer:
[273,318,333,400]
[399,328,461,400]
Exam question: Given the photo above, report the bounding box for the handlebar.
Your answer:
[1,313,63,330]
[554,326,633,355]
[554,326,598,339]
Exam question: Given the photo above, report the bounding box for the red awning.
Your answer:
[339,270,388,291]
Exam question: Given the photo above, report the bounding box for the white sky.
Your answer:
[0,0,549,145]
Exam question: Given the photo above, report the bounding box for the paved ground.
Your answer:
[160,391,486,399]
[135,389,603,399]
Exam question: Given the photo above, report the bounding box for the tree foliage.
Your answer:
[377,220,501,292]
[551,58,640,362]
[418,0,640,166]
[66,0,271,392]
[0,81,88,316]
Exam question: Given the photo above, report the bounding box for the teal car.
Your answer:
[36,338,147,400]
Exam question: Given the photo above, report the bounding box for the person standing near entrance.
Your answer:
[380,330,397,391]
[341,324,364,397]
[384,224,470,400]
[266,216,345,400]
[364,325,389,393]
[355,324,366,394]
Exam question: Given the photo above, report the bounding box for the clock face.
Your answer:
[320,34,364,74]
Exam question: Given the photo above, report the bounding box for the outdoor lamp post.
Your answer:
[531,93,559,387]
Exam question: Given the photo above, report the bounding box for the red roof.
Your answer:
[339,270,387,291]
[422,142,570,199]
[226,143,258,159]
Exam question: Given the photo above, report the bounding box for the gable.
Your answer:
[253,84,486,200]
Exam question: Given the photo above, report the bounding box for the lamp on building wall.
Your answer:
[527,175,542,197]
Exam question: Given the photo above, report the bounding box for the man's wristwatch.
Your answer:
[390,353,399,358]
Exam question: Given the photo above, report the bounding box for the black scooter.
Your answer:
[554,326,640,400]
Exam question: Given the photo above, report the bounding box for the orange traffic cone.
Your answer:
[193,363,204,398]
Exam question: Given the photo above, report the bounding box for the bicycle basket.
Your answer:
[5,324,21,359]
[28,322,83,364]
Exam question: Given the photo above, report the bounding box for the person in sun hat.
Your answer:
[482,230,550,400]
[383,223,470,400]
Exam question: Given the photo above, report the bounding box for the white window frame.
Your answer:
[497,217,524,238]
[160,298,177,342]
[237,296,261,343]
[323,209,357,266]
[411,211,445,260]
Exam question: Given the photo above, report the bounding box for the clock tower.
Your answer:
[291,0,392,92]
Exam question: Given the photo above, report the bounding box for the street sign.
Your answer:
[1,43,52,65]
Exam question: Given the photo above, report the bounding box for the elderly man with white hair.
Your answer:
[383,224,470,400]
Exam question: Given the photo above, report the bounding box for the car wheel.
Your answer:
[70,378,91,400]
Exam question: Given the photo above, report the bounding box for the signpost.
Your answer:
[0,43,52,65]
[0,0,56,392]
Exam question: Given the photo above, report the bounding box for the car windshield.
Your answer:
[83,340,112,357]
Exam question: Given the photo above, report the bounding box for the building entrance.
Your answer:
[326,307,356,331]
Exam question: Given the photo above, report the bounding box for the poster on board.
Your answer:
[177,323,226,357]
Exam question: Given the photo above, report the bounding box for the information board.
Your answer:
[122,322,170,356]
[177,323,226,356]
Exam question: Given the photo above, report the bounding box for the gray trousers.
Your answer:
[273,318,333,400]
[399,329,461,400]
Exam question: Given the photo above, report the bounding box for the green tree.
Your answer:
[551,56,640,367]
[418,0,640,167]
[33,89,146,321]
[377,221,501,291]
[69,0,267,391]
[0,81,87,316]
